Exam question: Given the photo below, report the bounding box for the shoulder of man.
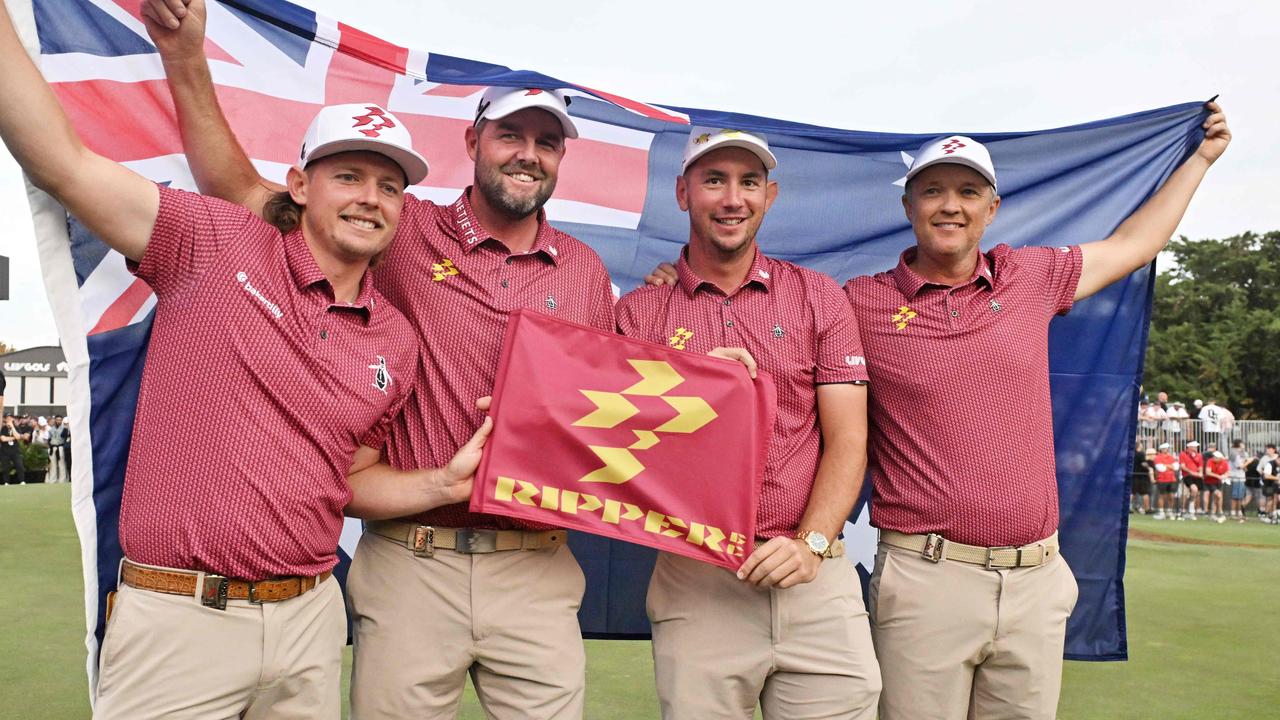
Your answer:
[541,224,611,275]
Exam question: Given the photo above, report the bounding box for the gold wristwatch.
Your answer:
[795,530,832,558]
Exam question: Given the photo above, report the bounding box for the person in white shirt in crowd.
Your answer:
[47,415,70,484]
[1198,399,1229,449]
[1140,400,1165,446]
[32,416,50,446]
[1227,439,1248,522]
[1163,401,1188,446]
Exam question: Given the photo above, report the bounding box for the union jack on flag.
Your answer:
[16,0,1214,697]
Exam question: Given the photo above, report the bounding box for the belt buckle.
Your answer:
[455,529,498,554]
[247,582,262,604]
[201,576,229,610]
[984,546,1019,570]
[921,533,945,563]
[412,526,435,557]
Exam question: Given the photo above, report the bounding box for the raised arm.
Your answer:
[142,0,280,216]
[1074,101,1231,301]
[0,0,157,261]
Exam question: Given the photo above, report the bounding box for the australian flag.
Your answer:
[15,0,1210,696]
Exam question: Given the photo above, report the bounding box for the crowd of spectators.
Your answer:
[0,411,72,485]
[1137,393,1236,447]
[1131,392,1276,524]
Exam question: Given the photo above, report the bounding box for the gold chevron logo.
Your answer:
[571,360,717,484]
[891,305,917,331]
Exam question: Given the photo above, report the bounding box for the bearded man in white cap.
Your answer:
[142,1,616,716]
[844,103,1231,718]
[0,1,501,716]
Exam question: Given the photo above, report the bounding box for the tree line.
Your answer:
[1144,231,1280,419]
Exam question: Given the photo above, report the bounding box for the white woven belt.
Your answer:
[880,530,1058,569]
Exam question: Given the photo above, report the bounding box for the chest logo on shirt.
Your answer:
[368,356,393,394]
[431,259,459,282]
[572,359,717,485]
[235,271,283,320]
[668,328,694,350]
[772,324,785,339]
[990,300,1003,313]
[546,295,558,311]
[891,305,917,331]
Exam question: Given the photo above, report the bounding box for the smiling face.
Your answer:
[676,146,778,260]
[466,108,566,220]
[903,163,1000,266]
[291,151,406,265]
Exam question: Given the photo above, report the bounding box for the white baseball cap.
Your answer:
[474,87,578,139]
[906,135,997,191]
[681,127,777,174]
[1158,442,1171,449]
[299,103,429,185]
[1213,451,1224,458]
[1186,440,1200,447]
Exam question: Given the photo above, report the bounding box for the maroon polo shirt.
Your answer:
[845,243,1082,547]
[617,248,868,538]
[375,189,616,530]
[120,186,420,580]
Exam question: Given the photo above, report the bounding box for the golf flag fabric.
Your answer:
[471,310,777,571]
[15,0,1214,686]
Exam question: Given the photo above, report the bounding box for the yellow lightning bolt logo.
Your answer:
[668,328,694,350]
[431,258,459,282]
[571,360,717,484]
[891,305,917,331]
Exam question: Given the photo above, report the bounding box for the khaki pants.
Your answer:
[647,552,881,720]
[94,573,345,720]
[869,542,1078,720]
[346,531,587,719]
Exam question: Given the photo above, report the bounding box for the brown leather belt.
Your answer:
[120,559,332,611]
[880,530,1059,569]
[367,520,565,557]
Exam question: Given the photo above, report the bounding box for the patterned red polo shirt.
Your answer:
[120,186,420,580]
[845,243,1082,547]
[375,189,616,529]
[617,248,868,538]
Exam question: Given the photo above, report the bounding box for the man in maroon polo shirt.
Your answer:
[618,128,880,718]
[0,2,501,717]
[143,1,615,715]
[845,104,1230,718]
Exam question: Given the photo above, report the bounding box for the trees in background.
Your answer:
[1144,231,1280,418]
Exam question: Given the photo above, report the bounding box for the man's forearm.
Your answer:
[346,463,467,520]
[796,435,865,540]
[161,53,268,204]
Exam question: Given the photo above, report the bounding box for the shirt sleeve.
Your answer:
[614,288,657,340]
[814,276,869,384]
[1015,245,1083,317]
[589,263,617,333]
[128,185,259,299]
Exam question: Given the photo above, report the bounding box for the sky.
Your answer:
[1,0,1277,349]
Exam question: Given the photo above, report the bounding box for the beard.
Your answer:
[474,158,557,220]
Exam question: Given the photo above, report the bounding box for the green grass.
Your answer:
[1,484,1276,719]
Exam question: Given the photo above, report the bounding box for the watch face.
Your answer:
[805,533,829,554]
